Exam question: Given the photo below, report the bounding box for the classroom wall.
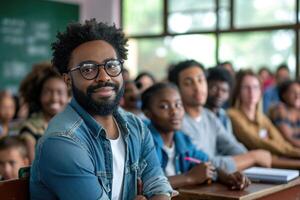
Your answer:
[50,0,120,26]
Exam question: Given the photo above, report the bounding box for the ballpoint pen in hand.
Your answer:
[184,157,213,184]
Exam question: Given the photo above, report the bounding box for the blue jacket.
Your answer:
[30,98,172,200]
[148,123,209,175]
[263,86,279,113]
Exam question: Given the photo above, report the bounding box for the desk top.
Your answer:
[174,177,300,200]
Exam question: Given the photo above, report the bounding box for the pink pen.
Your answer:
[184,157,202,164]
[184,156,212,184]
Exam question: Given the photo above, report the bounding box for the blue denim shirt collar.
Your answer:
[69,98,130,139]
[148,122,188,154]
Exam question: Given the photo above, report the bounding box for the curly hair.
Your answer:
[278,80,299,103]
[168,59,205,86]
[207,67,233,89]
[52,19,128,74]
[19,62,63,115]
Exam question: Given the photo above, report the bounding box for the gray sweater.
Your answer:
[182,108,247,172]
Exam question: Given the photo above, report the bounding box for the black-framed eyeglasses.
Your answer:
[69,59,123,80]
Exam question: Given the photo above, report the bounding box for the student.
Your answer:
[228,70,300,158]
[258,67,274,92]
[19,62,69,163]
[0,91,16,137]
[121,80,145,119]
[263,64,290,113]
[219,61,235,78]
[135,71,156,93]
[168,60,272,173]
[0,136,29,180]
[269,80,300,148]
[206,67,235,131]
[142,82,250,190]
[30,19,172,200]
[122,68,130,81]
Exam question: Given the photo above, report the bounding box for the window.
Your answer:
[219,30,295,75]
[168,0,216,32]
[123,0,163,35]
[127,35,216,79]
[122,0,300,79]
[235,0,295,27]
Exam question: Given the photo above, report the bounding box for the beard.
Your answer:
[72,82,124,116]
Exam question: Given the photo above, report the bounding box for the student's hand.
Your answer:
[134,195,147,200]
[251,149,272,168]
[219,170,251,190]
[185,162,215,185]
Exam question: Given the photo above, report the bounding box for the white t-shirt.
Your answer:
[163,144,176,176]
[109,123,125,200]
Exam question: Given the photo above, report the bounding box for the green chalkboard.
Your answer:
[0,0,79,93]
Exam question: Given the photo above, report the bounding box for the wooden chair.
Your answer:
[0,166,30,200]
[0,178,29,200]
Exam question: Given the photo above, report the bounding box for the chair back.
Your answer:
[0,178,29,200]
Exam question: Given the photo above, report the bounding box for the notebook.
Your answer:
[243,167,299,184]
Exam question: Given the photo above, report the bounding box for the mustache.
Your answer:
[87,82,118,94]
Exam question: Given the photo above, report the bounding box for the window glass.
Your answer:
[126,35,216,80]
[235,0,295,27]
[168,0,215,32]
[123,0,163,35]
[219,0,230,29]
[219,30,295,75]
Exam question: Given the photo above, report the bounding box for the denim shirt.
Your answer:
[263,86,279,114]
[148,123,209,175]
[30,98,172,200]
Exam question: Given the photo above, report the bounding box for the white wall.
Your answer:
[50,0,120,27]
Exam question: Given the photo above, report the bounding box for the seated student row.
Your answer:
[0,60,299,186]
[2,20,299,200]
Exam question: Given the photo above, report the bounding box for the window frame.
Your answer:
[121,0,300,77]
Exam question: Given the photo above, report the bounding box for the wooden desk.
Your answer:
[173,177,300,200]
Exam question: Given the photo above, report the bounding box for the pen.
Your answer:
[184,157,212,184]
[184,157,202,164]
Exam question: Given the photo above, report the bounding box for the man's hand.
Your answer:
[185,162,215,185]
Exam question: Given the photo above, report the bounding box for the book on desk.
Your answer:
[243,167,299,184]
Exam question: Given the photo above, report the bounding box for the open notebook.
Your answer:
[243,167,299,184]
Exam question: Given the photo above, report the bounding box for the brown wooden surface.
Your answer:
[0,178,29,200]
[257,184,300,200]
[271,156,300,169]
[172,177,300,200]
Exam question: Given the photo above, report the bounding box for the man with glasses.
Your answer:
[30,19,172,200]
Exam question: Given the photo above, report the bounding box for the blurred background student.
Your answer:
[19,62,70,162]
[121,80,145,119]
[0,91,17,137]
[0,136,29,180]
[263,64,291,113]
[269,80,300,148]
[258,67,275,92]
[228,69,300,159]
[135,71,156,93]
